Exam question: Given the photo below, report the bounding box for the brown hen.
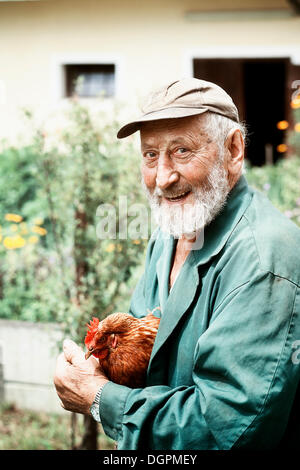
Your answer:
[84,310,160,388]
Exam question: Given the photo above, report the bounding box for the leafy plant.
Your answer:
[288,98,300,155]
[0,99,149,449]
[31,99,148,342]
[0,402,115,450]
[244,155,300,227]
[0,100,148,333]
[244,102,300,228]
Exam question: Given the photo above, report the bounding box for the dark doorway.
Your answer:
[193,58,290,166]
[243,61,286,166]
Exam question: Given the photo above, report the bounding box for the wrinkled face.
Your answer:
[140,115,230,237]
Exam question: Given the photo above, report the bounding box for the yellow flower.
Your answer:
[10,224,18,232]
[3,235,26,249]
[15,236,26,248]
[0,234,2,242]
[33,217,44,225]
[3,237,14,249]
[294,123,300,133]
[117,244,122,252]
[28,235,39,244]
[32,226,47,236]
[5,213,23,223]
[105,243,115,253]
[133,239,141,244]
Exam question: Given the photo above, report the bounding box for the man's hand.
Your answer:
[53,339,109,415]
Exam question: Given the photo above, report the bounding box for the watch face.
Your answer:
[91,403,100,422]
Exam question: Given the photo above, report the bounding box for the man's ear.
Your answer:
[224,128,245,189]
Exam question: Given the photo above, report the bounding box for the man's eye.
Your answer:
[174,148,188,155]
[144,151,156,158]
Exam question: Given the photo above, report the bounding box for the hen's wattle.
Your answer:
[84,311,160,388]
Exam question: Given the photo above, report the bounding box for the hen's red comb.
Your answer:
[85,317,100,345]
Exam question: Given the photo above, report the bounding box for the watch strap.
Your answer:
[90,383,106,423]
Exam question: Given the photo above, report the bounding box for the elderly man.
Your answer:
[54,78,300,450]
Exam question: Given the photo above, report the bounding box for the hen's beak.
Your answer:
[85,349,94,360]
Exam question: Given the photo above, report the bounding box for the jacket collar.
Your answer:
[156,175,253,275]
[191,175,253,267]
[148,176,253,376]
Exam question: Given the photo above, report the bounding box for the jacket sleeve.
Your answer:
[99,274,300,450]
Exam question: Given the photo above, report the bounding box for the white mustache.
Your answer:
[153,186,193,199]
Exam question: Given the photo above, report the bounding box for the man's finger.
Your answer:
[54,352,69,388]
[55,351,68,373]
[63,339,84,365]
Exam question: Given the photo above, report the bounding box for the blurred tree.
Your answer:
[0,145,46,220]
[0,99,149,448]
[289,97,300,155]
[245,103,300,228]
[32,99,148,449]
[245,155,300,228]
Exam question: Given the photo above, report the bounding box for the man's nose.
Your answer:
[156,156,179,189]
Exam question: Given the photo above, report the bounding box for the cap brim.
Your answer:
[117,107,208,139]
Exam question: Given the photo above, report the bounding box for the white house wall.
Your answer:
[0,0,300,142]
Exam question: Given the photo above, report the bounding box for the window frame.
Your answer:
[50,55,124,101]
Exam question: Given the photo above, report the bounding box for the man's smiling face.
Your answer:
[140,114,231,238]
[140,114,220,204]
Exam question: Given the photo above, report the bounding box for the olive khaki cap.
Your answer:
[117,77,239,139]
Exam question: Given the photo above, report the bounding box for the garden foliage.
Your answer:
[0,100,148,343]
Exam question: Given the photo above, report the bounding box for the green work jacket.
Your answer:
[100,175,300,450]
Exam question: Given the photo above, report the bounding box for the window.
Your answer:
[64,64,115,98]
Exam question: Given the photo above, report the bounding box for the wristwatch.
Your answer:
[90,384,106,423]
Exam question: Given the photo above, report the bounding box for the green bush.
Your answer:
[0,100,148,344]
[288,105,300,155]
[0,402,115,450]
[244,155,300,228]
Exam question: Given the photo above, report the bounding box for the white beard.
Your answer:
[142,160,230,239]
